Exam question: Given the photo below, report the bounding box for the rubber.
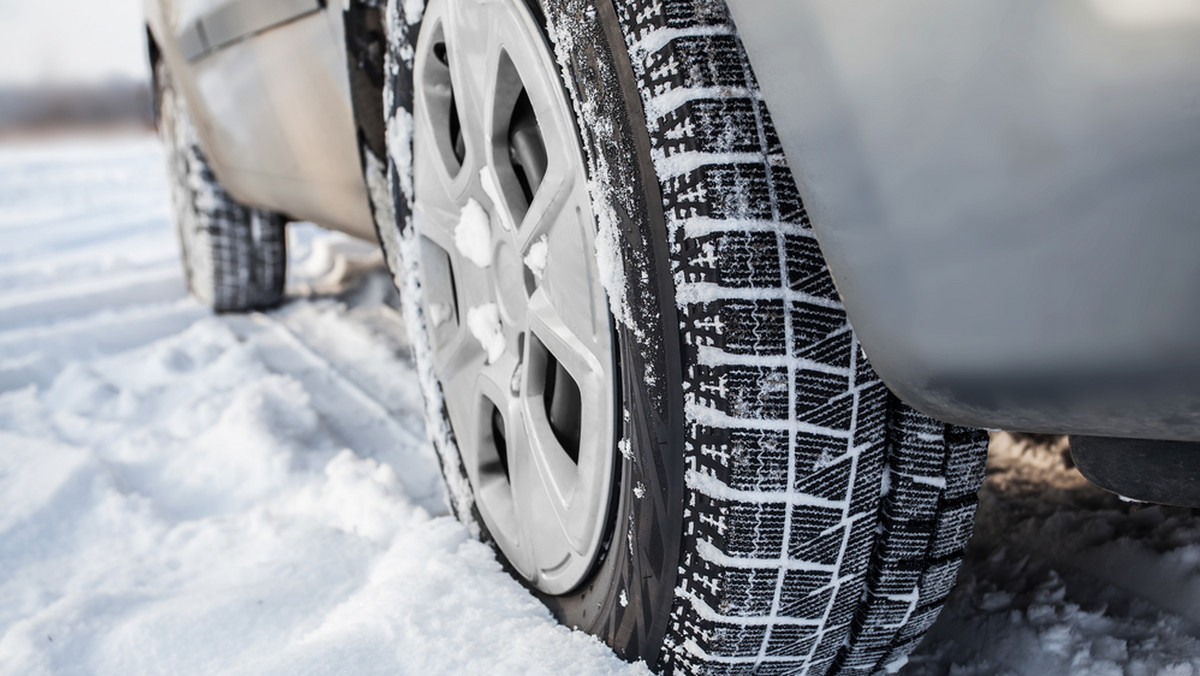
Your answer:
[365,0,990,674]
[155,61,287,313]
[1070,435,1200,508]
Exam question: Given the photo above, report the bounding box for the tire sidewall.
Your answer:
[531,0,687,662]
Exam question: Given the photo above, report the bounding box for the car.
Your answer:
[142,0,1200,673]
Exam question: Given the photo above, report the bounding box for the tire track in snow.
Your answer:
[224,308,447,516]
[0,134,650,676]
[0,266,187,332]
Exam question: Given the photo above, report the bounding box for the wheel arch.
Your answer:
[146,26,163,128]
[341,1,391,170]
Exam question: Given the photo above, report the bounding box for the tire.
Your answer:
[367,0,990,674]
[154,60,287,313]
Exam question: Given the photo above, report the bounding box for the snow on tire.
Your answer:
[366,0,990,674]
[155,61,287,313]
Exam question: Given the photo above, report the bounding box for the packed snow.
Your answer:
[454,198,492,269]
[524,235,549,280]
[466,303,505,365]
[1,134,1198,675]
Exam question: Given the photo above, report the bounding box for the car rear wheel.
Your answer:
[154,61,287,313]
[369,0,990,673]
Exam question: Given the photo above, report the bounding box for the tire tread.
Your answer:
[610,2,988,674]
[157,62,287,313]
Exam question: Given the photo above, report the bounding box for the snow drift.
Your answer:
[0,135,648,676]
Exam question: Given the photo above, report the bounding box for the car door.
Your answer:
[152,0,375,239]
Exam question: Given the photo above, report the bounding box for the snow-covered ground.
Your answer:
[0,135,1197,675]
[0,135,648,675]
[907,434,1200,675]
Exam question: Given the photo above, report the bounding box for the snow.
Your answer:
[385,109,414,201]
[380,28,477,526]
[651,150,762,180]
[673,280,843,311]
[524,235,549,280]
[624,25,734,68]
[4,134,1200,676]
[466,303,505,365]
[905,433,1200,674]
[428,302,453,328]
[0,134,650,676]
[544,12,637,338]
[480,167,515,232]
[618,438,633,460]
[454,198,493,269]
[363,152,396,246]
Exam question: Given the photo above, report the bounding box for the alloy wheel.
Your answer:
[411,0,617,595]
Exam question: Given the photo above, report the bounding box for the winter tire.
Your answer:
[365,0,991,673]
[154,61,287,313]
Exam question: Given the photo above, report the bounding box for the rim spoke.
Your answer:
[514,161,576,253]
[412,203,459,259]
[525,287,606,385]
[413,16,470,192]
[523,289,614,552]
[507,412,571,580]
[524,185,607,349]
[442,2,498,175]
[432,323,478,382]
[507,68,579,249]
[412,88,466,199]
[470,352,532,560]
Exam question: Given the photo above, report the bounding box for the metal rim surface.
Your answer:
[411,0,617,595]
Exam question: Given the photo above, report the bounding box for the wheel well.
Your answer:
[146,26,163,128]
[342,3,389,163]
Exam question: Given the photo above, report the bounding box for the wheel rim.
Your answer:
[412,0,617,595]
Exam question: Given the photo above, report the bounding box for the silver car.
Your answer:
[143,0,1200,673]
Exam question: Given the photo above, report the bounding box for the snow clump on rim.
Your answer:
[454,199,494,268]
[467,303,506,365]
[523,235,549,279]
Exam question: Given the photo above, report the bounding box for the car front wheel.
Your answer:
[369,0,990,673]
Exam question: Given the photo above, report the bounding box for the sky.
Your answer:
[0,0,149,87]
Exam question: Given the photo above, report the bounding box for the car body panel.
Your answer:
[146,0,1200,442]
[145,0,375,240]
[725,0,1200,441]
